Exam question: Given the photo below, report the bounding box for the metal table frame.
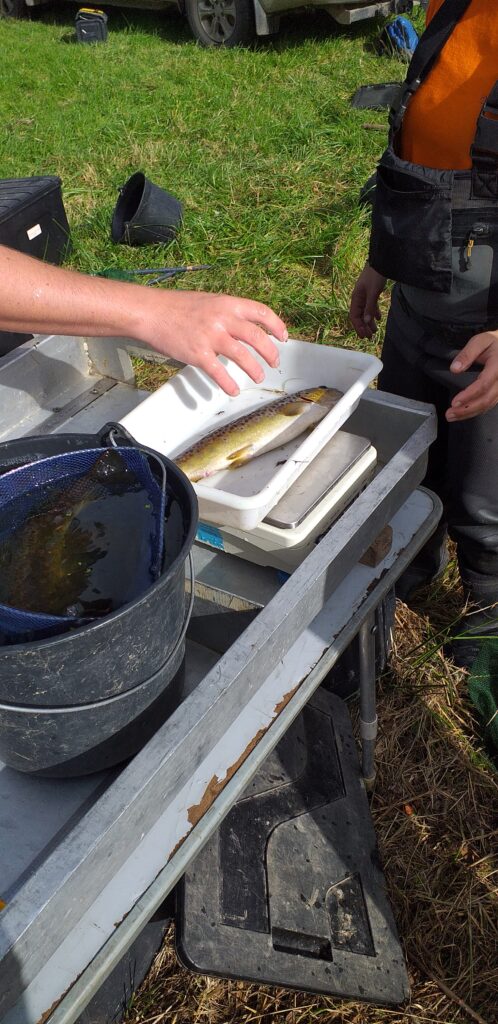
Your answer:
[0,488,441,1024]
[0,336,440,1024]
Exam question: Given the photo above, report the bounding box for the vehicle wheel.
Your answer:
[185,0,255,47]
[0,0,27,16]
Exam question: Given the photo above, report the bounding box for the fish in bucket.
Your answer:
[0,446,166,643]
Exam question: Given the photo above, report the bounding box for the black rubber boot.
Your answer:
[396,525,449,605]
[444,601,498,671]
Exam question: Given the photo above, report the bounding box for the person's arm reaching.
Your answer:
[0,245,288,396]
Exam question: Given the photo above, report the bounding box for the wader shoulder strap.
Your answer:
[471,81,498,199]
[389,0,473,133]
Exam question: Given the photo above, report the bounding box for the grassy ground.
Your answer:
[1,5,497,1023]
[0,2,415,346]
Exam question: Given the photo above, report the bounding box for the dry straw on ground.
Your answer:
[124,552,497,1024]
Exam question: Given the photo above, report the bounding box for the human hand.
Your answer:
[138,289,288,396]
[349,265,387,339]
[447,330,498,421]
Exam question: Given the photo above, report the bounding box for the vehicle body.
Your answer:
[0,0,417,48]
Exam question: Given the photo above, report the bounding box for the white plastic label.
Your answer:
[27,224,42,240]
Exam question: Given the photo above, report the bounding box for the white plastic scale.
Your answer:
[196,430,377,573]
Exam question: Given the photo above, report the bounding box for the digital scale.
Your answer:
[196,430,377,572]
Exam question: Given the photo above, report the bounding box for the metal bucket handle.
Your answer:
[167,548,195,669]
[107,421,195,664]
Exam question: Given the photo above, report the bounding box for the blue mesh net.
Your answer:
[0,447,165,643]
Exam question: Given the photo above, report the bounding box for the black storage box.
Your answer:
[0,176,71,265]
[0,176,72,355]
[75,8,108,43]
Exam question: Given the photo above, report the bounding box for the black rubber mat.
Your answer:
[176,689,409,1005]
[350,83,402,110]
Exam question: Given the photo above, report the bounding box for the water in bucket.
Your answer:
[0,447,165,642]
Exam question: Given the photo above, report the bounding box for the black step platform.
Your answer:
[176,689,409,1006]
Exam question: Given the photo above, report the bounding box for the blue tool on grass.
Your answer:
[95,265,211,285]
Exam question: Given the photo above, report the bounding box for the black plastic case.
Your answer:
[0,176,72,354]
[0,176,71,265]
[75,8,109,43]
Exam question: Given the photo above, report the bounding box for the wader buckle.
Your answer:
[388,78,421,133]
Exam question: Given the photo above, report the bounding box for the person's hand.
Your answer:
[447,330,498,421]
[349,264,387,339]
[138,289,288,396]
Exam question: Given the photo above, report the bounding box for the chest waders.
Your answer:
[370,0,498,667]
[369,0,498,322]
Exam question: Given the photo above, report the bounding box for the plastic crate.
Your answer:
[0,176,71,265]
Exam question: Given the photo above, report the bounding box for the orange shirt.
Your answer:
[400,0,498,170]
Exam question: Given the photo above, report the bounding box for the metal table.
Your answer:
[0,334,441,1023]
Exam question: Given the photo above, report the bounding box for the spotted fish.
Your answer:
[174,386,343,483]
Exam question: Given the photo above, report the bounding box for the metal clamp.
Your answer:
[360,716,378,742]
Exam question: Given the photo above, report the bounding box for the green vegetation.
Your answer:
[0,5,423,348]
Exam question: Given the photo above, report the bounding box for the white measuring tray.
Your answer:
[121,339,381,530]
[196,432,378,573]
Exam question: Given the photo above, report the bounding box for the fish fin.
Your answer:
[227,444,255,463]
[282,401,309,417]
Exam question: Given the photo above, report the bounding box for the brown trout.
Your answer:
[175,386,343,483]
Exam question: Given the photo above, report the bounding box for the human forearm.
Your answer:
[0,245,288,395]
[0,244,150,339]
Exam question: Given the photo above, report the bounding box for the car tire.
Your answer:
[0,0,27,16]
[185,0,255,46]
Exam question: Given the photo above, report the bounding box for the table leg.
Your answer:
[358,611,378,789]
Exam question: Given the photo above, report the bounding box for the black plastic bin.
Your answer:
[0,176,71,264]
[0,175,72,354]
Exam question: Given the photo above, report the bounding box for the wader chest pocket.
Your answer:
[369,165,453,293]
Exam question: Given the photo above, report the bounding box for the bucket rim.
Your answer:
[110,171,146,242]
[0,637,186,712]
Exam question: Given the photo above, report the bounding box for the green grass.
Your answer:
[0,4,423,346]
